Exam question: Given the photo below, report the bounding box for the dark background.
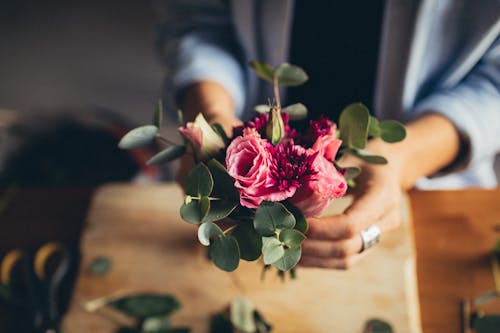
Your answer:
[0,0,163,125]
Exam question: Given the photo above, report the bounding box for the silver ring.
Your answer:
[359,224,381,253]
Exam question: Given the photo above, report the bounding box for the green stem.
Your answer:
[273,77,281,109]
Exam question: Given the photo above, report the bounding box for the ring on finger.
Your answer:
[359,224,381,253]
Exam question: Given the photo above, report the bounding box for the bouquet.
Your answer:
[119,62,406,275]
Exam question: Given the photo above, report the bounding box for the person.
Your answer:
[156,0,500,269]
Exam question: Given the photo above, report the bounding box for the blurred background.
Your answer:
[0,0,162,125]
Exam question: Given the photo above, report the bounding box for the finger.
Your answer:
[301,237,362,259]
[299,252,367,270]
[307,189,400,241]
[304,205,402,257]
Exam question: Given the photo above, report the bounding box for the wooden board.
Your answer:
[63,184,421,333]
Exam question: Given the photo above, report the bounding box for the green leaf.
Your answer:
[262,237,285,265]
[350,149,388,164]
[184,163,213,197]
[153,100,163,128]
[146,145,186,165]
[473,315,500,333]
[283,201,308,233]
[207,159,239,203]
[271,247,301,271]
[204,159,239,223]
[89,256,112,276]
[254,104,271,114]
[209,236,240,272]
[363,319,394,333]
[210,314,233,333]
[339,103,370,149]
[274,63,309,87]
[249,61,275,82]
[368,116,381,138]
[232,221,262,261]
[142,316,170,333]
[199,196,210,221]
[107,294,181,319]
[254,202,296,237]
[230,297,256,333]
[180,200,204,224]
[211,123,229,145]
[338,165,361,180]
[282,103,308,120]
[177,109,185,127]
[494,239,500,255]
[198,222,224,246]
[379,120,406,143]
[279,229,306,249]
[118,125,158,149]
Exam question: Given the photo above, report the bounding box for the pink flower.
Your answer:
[226,128,273,208]
[289,145,347,217]
[311,131,342,162]
[178,113,225,161]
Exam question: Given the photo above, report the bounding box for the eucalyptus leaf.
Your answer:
[271,247,301,271]
[350,149,388,164]
[146,145,186,166]
[153,100,163,128]
[473,315,500,333]
[232,221,262,261]
[279,229,306,249]
[368,116,381,138]
[274,63,309,87]
[230,297,256,333]
[210,314,233,333]
[199,196,210,221]
[340,166,361,180]
[379,120,406,143]
[254,104,271,114]
[198,222,224,246]
[207,159,239,203]
[254,202,296,236]
[142,316,170,333]
[118,125,158,149]
[107,294,181,319]
[283,202,308,233]
[180,200,204,224]
[211,123,229,145]
[363,319,394,333]
[339,103,370,149]
[262,237,285,265]
[249,61,275,82]
[184,163,213,197]
[209,236,240,272]
[89,256,112,276]
[177,109,185,127]
[282,103,308,120]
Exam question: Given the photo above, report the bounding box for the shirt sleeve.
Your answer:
[156,0,247,118]
[411,37,500,175]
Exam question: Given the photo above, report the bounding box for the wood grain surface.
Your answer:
[411,188,500,333]
[63,184,421,333]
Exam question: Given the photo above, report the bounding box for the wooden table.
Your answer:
[411,188,500,333]
[63,184,421,333]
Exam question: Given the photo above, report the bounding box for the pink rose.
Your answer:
[226,128,272,208]
[311,131,342,162]
[289,149,347,217]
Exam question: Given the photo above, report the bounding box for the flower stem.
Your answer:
[273,77,281,109]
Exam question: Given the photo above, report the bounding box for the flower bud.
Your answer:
[266,106,285,145]
[178,113,225,161]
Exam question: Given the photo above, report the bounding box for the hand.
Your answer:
[299,149,404,269]
[299,113,462,269]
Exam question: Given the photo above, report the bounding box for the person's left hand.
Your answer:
[299,145,404,269]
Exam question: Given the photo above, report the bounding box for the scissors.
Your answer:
[0,242,72,333]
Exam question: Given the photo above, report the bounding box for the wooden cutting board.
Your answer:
[63,184,421,333]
